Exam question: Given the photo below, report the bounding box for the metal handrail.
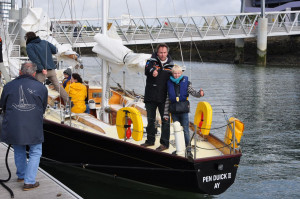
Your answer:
[6,11,300,47]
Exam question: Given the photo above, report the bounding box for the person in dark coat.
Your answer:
[0,62,48,191]
[141,43,174,151]
[25,31,69,104]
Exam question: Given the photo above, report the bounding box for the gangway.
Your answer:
[6,11,300,48]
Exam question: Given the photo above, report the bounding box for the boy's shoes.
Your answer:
[23,182,40,191]
[187,151,194,161]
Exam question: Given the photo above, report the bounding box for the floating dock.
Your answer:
[0,142,82,199]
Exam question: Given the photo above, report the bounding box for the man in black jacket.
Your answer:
[0,62,48,191]
[141,43,174,151]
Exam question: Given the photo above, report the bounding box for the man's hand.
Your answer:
[153,69,158,77]
[199,88,204,97]
[42,69,47,75]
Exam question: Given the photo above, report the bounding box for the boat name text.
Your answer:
[202,173,231,183]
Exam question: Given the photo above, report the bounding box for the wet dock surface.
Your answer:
[0,143,82,199]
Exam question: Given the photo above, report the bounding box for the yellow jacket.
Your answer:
[65,82,87,113]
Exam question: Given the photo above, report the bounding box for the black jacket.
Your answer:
[144,53,174,103]
[0,75,48,145]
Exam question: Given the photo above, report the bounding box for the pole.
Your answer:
[11,0,15,10]
[261,0,265,18]
[193,125,197,159]
[240,0,245,13]
[101,0,109,123]
[257,0,267,66]
[232,121,235,154]
[123,71,126,93]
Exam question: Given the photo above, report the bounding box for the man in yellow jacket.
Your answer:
[65,73,87,113]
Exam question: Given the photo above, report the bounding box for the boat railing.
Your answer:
[232,120,236,154]
[190,120,240,158]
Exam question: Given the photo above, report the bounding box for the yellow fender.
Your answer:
[224,117,244,148]
[193,102,213,135]
[116,107,143,141]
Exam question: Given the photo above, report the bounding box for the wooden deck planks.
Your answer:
[0,143,82,199]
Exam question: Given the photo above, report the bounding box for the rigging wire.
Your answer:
[138,0,154,52]
[58,0,68,19]
[125,0,146,89]
[97,0,100,29]
[81,0,86,19]
[171,0,185,67]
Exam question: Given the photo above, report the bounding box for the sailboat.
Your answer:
[0,0,244,195]
[12,85,36,111]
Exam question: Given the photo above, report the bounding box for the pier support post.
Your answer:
[256,18,268,66]
[234,38,244,64]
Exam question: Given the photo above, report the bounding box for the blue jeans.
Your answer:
[13,144,42,184]
[171,113,191,151]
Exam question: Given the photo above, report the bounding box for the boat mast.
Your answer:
[101,0,109,123]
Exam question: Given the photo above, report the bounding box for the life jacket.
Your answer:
[62,76,71,88]
[167,76,189,103]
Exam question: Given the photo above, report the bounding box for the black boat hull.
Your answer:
[42,119,241,195]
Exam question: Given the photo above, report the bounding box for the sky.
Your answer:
[15,0,242,19]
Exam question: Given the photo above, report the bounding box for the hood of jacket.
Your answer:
[26,36,41,45]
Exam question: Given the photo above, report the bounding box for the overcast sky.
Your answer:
[16,0,241,19]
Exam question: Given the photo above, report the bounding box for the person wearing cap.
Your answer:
[163,65,204,158]
[25,31,69,104]
[62,68,72,88]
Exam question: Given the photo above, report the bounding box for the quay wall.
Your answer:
[79,36,300,66]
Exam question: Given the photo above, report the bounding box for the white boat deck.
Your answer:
[45,87,222,159]
[45,108,222,159]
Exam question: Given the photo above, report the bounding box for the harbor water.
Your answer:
[42,56,300,199]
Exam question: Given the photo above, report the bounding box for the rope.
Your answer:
[40,156,196,173]
[44,129,172,168]
[195,142,232,151]
[0,144,14,198]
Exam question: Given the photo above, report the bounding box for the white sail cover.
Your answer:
[21,8,80,67]
[0,27,19,79]
[92,34,151,73]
